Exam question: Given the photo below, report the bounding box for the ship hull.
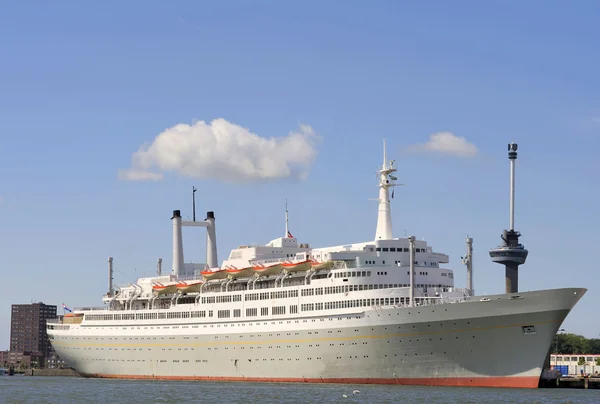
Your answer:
[48,288,585,388]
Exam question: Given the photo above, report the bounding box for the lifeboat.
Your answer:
[253,263,283,277]
[63,312,84,324]
[310,260,334,272]
[201,268,228,281]
[176,280,203,293]
[152,282,178,295]
[282,260,311,273]
[226,266,254,279]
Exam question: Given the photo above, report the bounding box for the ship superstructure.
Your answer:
[47,141,585,388]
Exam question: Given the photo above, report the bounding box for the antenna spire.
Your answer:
[284,199,293,238]
[192,186,197,222]
[285,199,288,237]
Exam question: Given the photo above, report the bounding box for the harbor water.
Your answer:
[0,376,598,404]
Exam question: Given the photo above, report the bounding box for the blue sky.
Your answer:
[1,0,600,350]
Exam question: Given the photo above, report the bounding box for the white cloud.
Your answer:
[118,170,164,181]
[407,132,478,157]
[119,118,320,183]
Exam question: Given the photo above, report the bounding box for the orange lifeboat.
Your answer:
[201,268,228,280]
[310,260,334,272]
[225,266,254,279]
[282,259,311,273]
[252,263,283,277]
[176,280,203,293]
[152,282,178,295]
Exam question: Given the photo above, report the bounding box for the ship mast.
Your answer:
[192,186,197,222]
[285,199,289,238]
[374,139,400,240]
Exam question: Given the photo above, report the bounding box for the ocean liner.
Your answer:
[47,141,585,388]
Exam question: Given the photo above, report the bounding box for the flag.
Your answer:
[62,303,72,314]
[391,188,394,199]
[287,230,293,238]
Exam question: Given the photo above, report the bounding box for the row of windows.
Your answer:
[245,290,300,301]
[201,294,243,304]
[301,303,324,311]
[301,288,324,296]
[272,306,286,315]
[334,271,372,278]
[196,276,450,304]
[375,247,427,253]
[302,297,408,311]
[553,356,600,362]
[84,284,451,322]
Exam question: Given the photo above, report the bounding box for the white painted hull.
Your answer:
[48,288,585,388]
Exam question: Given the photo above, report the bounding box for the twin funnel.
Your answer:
[171,209,218,277]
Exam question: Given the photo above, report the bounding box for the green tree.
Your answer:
[596,357,600,366]
[586,338,600,354]
[550,333,600,354]
[577,357,586,366]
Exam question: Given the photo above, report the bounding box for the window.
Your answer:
[272,306,286,315]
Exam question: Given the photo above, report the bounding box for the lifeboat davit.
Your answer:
[226,266,254,279]
[310,260,334,272]
[282,260,311,273]
[176,280,203,293]
[152,282,178,295]
[201,268,228,280]
[253,263,283,277]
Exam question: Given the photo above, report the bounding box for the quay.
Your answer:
[24,368,80,377]
[539,377,600,389]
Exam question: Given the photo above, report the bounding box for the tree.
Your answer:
[577,357,586,366]
[550,333,600,354]
[586,338,600,354]
[596,357,600,366]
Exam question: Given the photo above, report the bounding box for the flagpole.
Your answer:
[192,186,197,222]
[285,199,289,238]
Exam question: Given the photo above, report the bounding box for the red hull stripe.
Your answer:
[88,374,540,388]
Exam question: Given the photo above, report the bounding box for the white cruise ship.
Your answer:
[47,142,585,388]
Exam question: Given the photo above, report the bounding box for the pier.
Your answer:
[540,377,600,389]
[24,368,80,377]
